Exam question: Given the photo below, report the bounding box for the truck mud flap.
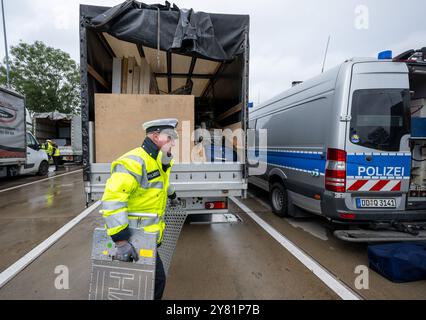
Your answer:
[334,229,426,243]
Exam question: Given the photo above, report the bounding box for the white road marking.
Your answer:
[230,196,362,300]
[0,201,101,289]
[0,169,83,193]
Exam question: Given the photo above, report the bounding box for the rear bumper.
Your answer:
[322,193,426,223]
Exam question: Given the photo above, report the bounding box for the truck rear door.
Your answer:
[344,62,412,211]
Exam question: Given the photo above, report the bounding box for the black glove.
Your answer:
[169,192,179,207]
[114,241,139,262]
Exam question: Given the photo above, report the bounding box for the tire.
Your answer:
[270,182,289,218]
[38,161,49,176]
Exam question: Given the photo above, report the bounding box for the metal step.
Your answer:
[334,229,426,243]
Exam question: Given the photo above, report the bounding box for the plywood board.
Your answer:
[139,59,151,94]
[103,33,142,66]
[192,79,210,97]
[95,94,195,163]
[126,57,136,94]
[133,66,141,94]
[112,58,122,94]
[172,54,192,74]
[143,46,167,73]
[121,58,128,93]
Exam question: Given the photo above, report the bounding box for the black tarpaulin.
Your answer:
[83,0,249,61]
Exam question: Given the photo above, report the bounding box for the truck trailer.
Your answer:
[33,112,83,164]
[80,1,250,212]
[0,87,49,178]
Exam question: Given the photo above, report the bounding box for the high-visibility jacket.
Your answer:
[42,141,54,156]
[101,140,174,244]
[43,141,60,157]
[53,145,60,157]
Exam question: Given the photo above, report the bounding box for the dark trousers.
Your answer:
[155,253,166,300]
[52,156,60,170]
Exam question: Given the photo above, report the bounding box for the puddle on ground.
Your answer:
[286,218,329,241]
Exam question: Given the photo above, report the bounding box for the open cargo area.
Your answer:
[80,2,249,202]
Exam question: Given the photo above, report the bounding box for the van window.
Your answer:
[349,89,410,151]
[26,133,38,149]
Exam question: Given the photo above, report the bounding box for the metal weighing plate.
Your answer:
[89,228,157,300]
[158,202,188,276]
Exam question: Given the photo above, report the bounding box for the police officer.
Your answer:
[100,118,179,300]
[51,141,61,171]
[42,140,59,171]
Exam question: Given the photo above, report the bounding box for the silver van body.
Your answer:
[249,58,426,227]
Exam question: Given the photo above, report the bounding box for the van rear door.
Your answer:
[344,62,411,210]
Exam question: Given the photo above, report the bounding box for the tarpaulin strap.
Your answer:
[157,7,161,70]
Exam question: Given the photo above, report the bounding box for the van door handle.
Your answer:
[365,155,373,162]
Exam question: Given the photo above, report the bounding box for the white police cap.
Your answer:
[143,118,179,138]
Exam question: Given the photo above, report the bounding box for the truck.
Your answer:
[79,1,250,211]
[0,87,49,178]
[33,112,83,164]
[249,51,426,242]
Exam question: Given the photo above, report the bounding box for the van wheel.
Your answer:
[270,182,289,217]
[38,161,49,176]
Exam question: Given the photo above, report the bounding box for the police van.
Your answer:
[249,52,426,242]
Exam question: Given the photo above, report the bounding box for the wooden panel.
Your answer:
[140,59,152,94]
[217,102,243,122]
[95,94,195,163]
[172,53,192,74]
[132,66,141,94]
[121,58,128,93]
[126,57,136,94]
[156,78,168,94]
[192,79,210,97]
[112,58,122,94]
[172,78,187,92]
[143,46,167,73]
[193,59,220,75]
[88,64,110,90]
[103,33,142,65]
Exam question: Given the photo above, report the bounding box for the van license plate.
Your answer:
[356,198,396,208]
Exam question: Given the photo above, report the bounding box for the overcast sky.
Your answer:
[1,0,425,104]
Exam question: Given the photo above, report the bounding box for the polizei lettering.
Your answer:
[358,166,405,177]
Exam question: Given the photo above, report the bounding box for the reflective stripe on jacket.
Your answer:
[101,145,174,244]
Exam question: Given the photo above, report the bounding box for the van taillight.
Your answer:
[325,148,347,193]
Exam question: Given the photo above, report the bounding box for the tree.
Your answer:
[0,41,80,114]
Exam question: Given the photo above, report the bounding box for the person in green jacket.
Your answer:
[100,118,179,300]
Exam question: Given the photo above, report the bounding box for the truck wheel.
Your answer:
[7,166,19,177]
[270,182,289,217]
[38,161,49,176]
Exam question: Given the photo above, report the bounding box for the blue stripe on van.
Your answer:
[248,150,326,174]
[248,150,412,178]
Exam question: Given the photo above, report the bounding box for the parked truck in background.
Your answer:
[0,87,49,178]
[33,112,83,164]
